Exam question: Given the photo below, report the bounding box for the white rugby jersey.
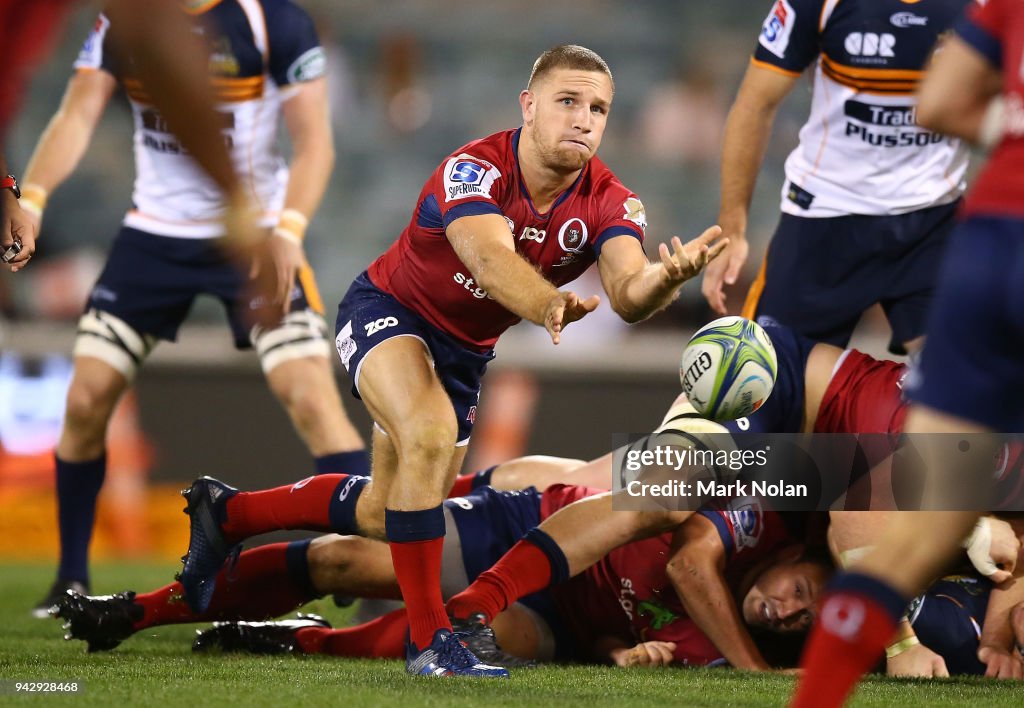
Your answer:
[74,0,326,238]
[754,0,972,217]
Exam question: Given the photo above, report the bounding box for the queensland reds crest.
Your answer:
[557,218,589,253]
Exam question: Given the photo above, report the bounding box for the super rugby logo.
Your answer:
[77,14,111,67]
[759,0,796,59]
[726,501,763,549]
[443,155,500,203]
[557,218,589,253]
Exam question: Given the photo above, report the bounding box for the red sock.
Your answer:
[296,608,407,658]
[389,538,450,649]
[446,539,551,623]
[134,542,317,629]
[447,474,476,498]
[792,576,905,708]
[223,474,358,542]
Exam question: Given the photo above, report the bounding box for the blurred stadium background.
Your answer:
[0,0,895,565]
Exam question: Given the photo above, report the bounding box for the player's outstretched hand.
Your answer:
[544,291,601,345]
[613,641,677,667]
[979,645,1024,679]
[658,226,727,289]
[887,641,950,678]
[701,235,749,316]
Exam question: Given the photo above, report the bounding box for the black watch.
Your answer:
[0,175,20,199]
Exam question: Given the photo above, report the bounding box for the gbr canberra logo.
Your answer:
[443,154,501,202]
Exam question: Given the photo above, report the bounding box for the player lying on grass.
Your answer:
[171,319,1019,672]
[432,320,1023,672]
[54,483,828,669]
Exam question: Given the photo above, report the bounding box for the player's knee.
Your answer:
[268,368,334,426]
[395,415,458,461]
[307,534,355,584]
[62,379,119,434]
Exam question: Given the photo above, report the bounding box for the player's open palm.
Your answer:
[659,226,727,287]
[544,291,600,345]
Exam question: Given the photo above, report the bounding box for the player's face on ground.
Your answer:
[521,68,612,173]
[741,560,830,633]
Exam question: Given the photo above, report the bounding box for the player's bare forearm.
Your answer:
[718,64,794,238]
[281,78,335,220]
[609,261,684,322]
[24,70,116,193]
[666,524,770,670]
[447,214,560,326]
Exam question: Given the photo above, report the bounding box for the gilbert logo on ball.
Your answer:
[680,316,777,421]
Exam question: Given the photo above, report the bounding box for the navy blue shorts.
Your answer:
[443,486,572,658]
[87,227,318,348]
[907,216,1024,431]
[335,272,495,443]
[910,575,991,676]
[723,321,818,435]
[748,201,958,354]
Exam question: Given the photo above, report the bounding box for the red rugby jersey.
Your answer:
[541,484,797,666]
[367,128,645,350]
[959,0,1024,218]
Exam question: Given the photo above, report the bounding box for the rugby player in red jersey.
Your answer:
[56,483,827,671]
[178,43,727,677]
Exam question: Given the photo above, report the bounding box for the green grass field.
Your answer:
[0,562,1020,707]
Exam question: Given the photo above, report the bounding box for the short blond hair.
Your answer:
[528,44,614,92]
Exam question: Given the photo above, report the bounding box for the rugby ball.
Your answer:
[679,316,777,421]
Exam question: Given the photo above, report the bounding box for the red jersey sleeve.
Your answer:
[427,140,508,229]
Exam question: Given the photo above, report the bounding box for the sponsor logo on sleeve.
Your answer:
[286,47,327,83]
[443,154,501,202]
[622,197,647,232]
[759,0,796,59]
[76,14,111,69]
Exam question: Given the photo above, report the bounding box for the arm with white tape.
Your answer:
[963,516,1020,584]
[266,76,335,311]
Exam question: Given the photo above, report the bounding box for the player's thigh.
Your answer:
[249,308,332,378]
[907,217,1024,432]
[751,215,874,346]
[357,335,458,450]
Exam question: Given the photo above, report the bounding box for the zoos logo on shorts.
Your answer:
[364,316,398,336]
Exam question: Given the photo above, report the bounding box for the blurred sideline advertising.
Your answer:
[0,353,186,561]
